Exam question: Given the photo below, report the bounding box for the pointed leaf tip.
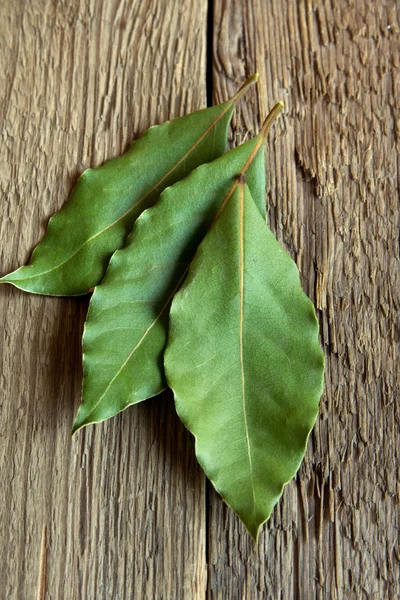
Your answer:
[70,422,80,437]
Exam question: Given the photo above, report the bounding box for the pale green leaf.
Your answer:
[0,75,258,296]
[71,106,284,433]
[164,180,324,541]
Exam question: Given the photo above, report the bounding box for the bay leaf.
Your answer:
[164,179,324,541]
[0,75,258,296]
[72,105,283,433]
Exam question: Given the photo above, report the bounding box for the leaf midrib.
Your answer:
[239,181,257,522]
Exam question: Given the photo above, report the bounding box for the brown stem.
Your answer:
[230,73,259,104]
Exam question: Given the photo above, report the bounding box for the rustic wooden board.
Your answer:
[0,1,208,598]
[210,1,400,599]
[1,0,399,598]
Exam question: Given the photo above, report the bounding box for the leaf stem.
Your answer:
[231,73,259,104]
[239,101,284,177]
[212,102,284,225]
[259,101,285,139]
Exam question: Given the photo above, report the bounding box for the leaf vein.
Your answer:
[239,181,257,523]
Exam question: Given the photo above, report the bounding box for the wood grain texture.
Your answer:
[0,1,208,598]
[211,1,399,599]
[1,0,399,598]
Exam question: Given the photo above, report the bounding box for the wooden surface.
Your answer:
[0,0,398,598]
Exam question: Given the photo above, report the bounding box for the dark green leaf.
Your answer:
[1,75,257,296]
[165,180,324,540]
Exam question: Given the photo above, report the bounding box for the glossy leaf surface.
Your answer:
[165,181,324,540]
[72,117,274,433]
[0,76,257,296]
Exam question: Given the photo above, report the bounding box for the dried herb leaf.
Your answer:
[165,179,324,540]
[1,75,257,296]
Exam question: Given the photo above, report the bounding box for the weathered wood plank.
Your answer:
[2,1,399,598]
[0,1,208,598]
[210,1,400,598]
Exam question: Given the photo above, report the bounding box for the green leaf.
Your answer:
[72,105,284,433]
[164,179,324,541]
[0,75,258,296]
